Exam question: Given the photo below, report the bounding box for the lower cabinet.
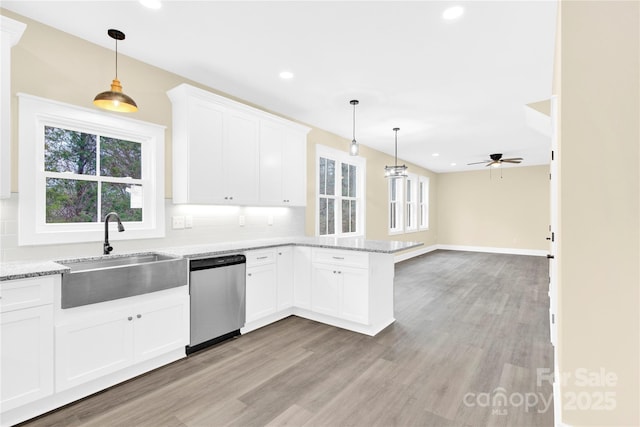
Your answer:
[0,304,54,411]
[311,263,369,325]
[245,262,277,323]
[56,291,188,392]
[244,247,294,328]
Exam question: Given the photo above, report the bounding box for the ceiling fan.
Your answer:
[467,153,523,167]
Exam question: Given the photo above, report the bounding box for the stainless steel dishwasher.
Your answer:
[187,254,246,354]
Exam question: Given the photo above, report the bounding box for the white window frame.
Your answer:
[419,176,429,230]
[389,173,429,235]
[405,174,418,232]
[388,177,404,235]
[18,94,165,246]
[315,144,366,237]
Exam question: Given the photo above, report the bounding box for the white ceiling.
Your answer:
[2,0,557,173]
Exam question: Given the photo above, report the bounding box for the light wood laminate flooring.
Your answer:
[21,250,554,427]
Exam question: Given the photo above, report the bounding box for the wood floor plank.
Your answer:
[20,250,554,427]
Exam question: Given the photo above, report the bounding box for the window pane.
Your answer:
[326,159,335,196]
[44,126,96,175]
[342,199,349,233]
[390,202,396,229]
[327,198,335,234]
[407,180,412,202]
[349,165,357,198]
[390,180,396,201]
[100,137,141,179]
[102,182,143,222]
[342,163,349,197]
[350,200,357,232]
[319,158,326,195]
[46,178,97,223]
[319,197,327,235]
[419,182,424,203]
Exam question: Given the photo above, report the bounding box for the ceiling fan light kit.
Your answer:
[384,127,408,178]
[93,29,138,113]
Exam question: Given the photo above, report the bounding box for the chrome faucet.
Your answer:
[104,212,125,255]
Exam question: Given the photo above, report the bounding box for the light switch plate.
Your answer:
[185,215,193,228]
[172,216,185,229]
[239,215,245,226]
[267,215,274,226]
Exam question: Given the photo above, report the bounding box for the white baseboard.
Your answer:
[394,244,439,263]
[437,244,547,257]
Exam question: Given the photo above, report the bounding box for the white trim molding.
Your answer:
[394,244,439,263]
[0,15,27,199]
[18,93,166,245]
[437,244,548,257]
[394,244,547,263]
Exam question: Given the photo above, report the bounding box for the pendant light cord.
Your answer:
[114,38,118,79]
[352,103,356,142]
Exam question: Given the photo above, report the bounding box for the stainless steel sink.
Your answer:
[60,253,188,308]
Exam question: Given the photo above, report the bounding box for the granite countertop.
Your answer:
[0,236,422,281]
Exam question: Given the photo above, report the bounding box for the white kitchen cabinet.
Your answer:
[226,111,259,203]
[168,83,308,206]
[245,262,277,323]
[293,246,312,309]
[55,290,188,392]
[0,276,54,412]
[311,249,370,325]
[259,121,308,206]
[276,247,294,310]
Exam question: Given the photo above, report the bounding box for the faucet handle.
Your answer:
[104,244,113,255]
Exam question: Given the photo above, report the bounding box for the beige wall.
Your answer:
[558,1,639,425]
[438,166,550,251]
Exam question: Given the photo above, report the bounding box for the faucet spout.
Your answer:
[104,212,125,255]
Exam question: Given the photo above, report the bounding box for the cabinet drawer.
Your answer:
[312,249,369,268]
[0,275,56,313]
[244,250,276,267]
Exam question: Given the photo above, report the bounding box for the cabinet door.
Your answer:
[133,294,189,363]
[339,266,369,325]
[0,305,53,411]
[311,264,340,317]
[246,263,277,323]
[56,309,134,392]
[185,97,226,204]
[225,111,259,203]
[259,120,284,204]
[276,247,294,310]
[293,247,312,309]
[282,128,307,206]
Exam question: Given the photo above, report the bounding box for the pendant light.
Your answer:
[349,100,359,156]
[93,29,138,113]
[384,127,408,178]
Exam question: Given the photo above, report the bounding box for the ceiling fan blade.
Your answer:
[502,159,522,163]
[467,161,490,165]
[501,157,523,161]
[485,162,496,167]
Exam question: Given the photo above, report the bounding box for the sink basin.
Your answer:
[60,253,188,309]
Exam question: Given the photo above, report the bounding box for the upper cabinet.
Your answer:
[167,84,310,206]
[1,16,27,199]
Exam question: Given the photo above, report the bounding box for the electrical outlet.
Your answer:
[267,215,274,226]
[185,215,193,228]
[239,215,246,226]
[172,216,185,229]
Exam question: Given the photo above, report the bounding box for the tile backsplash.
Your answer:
[0,194,305,262]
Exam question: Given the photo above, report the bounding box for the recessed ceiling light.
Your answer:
[432,153,439,157]
[279,71,294,80]
[139,0,162,10]
[450,162,457,166]
[442,6,464,20]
